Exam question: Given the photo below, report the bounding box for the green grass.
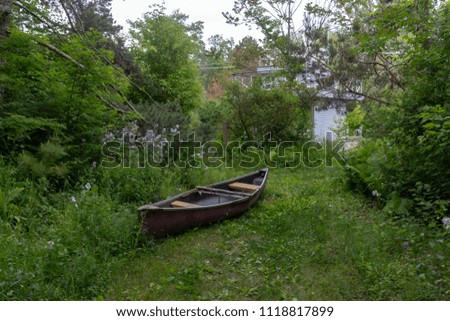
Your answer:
[1,161,447,300]
[104,167,449,300]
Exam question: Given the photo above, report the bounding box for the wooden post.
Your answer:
[222,120,228,146]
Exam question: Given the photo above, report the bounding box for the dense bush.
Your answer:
[343,3,449,223]
[225,80,312,142]
[0,158,186,300]
[0,29,128,178]
[190,100,228,143]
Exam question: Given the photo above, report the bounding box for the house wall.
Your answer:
[313,105,345,140]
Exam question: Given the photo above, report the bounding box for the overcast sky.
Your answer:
[110,0,263,43]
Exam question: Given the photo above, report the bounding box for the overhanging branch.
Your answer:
[37,41,85,69]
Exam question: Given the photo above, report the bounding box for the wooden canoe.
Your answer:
[138,168,269,238]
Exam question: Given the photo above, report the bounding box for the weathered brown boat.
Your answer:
[138,168,269,238]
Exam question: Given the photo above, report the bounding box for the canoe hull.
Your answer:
[138,168,268,238]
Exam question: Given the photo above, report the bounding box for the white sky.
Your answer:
[110,0,263,43]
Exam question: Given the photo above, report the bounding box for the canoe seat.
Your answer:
[229,182,259,192]
[171,200,200,208]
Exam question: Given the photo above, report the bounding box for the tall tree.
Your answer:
[336,0,450,221]
[223,0,307,85]
[201,34,235,99]
[230,36,264,73]
[0,0,133,177]
[60,0,121,36]
[129,4,204,113]
[302,0,420,105]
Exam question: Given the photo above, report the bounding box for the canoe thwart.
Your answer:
[197,186,247,197]
[171,200,200,208]
[229,182,260,192]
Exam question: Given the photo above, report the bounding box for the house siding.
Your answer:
[313,105,345,140]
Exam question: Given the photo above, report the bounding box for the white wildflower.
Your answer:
[372,190,381,197]
[47,241,55,248]
[70,196,78,207]
[442,217,450,230]
[85,182,92,191]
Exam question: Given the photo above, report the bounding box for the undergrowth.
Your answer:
[1,157,448,300]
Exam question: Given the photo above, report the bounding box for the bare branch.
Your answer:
[358,57,405,91]
[36,40,85,68]
[95,92,130,114]
[315,57,391,105]
[13,1,66,42]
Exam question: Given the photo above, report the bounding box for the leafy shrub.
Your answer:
[225,80,312,142]
[0,114,65,157]
[342,2,450,224]
[190,100,228,142]
[0,159,180,300]
[18,140,69,180]
[135,101,190,136]
[343,139,391,197]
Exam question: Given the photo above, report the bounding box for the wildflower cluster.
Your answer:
[104,122,181,157]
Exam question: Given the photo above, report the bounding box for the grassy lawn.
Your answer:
[105,166,449,300]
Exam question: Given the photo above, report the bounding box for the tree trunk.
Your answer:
[0,0,12,40]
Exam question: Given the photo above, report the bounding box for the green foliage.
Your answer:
[0,28,128,177]
[0,189,141,300]
[190,100,227,142]
[17,140,69,180]
[129,4,203,113]
[343,139,387,196]
[0,114,65,155]
[230,36,264,73]
[0,159,184,300]
[224,0,306,85]
[0,158,46,230]
[201,35,235,96]
[136,101,190,136]
[343,1,450,222]
[95,166,166,204]
[333,104,365,137]
[225,80,311,142]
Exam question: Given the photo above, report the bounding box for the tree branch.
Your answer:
[95,92,125,113]
[13,1,66,42]
[36,40,85,69]
[315,57,391,105]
